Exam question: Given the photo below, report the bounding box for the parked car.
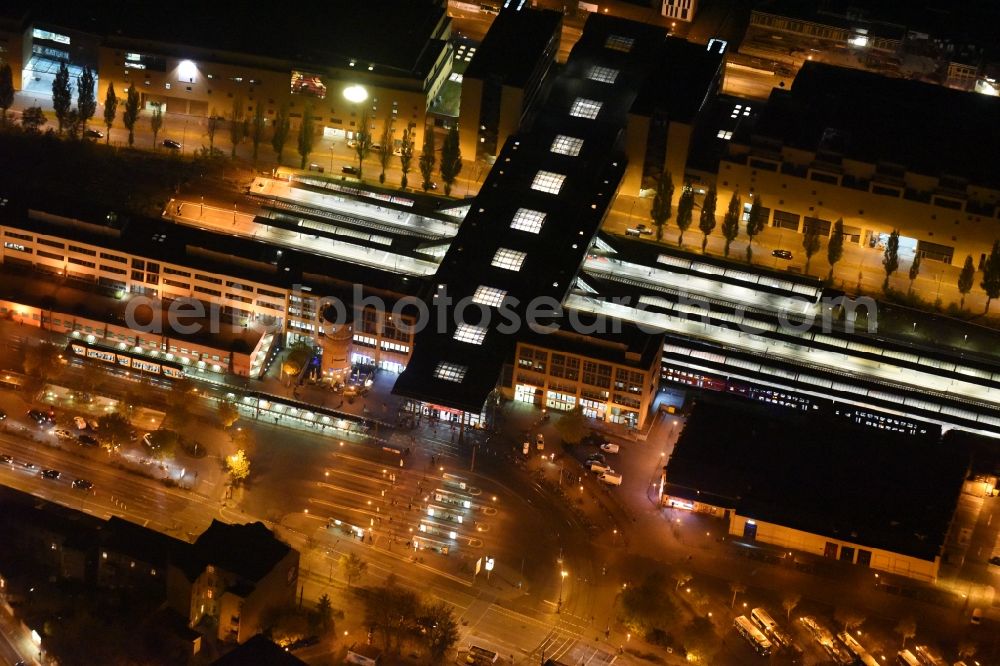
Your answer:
[535,434,545,451]
[54,429,74,440]
[78,434,99,447]
[162,139,181,149]
[588,460,610,474]
[0,454,12,464]
[0,409,6,420]
[626,224,652,236]
[88,419,100,430]
[600,442,620,454]
[771,249,793,259]
[22,461,37,470]
[342,165,360,175]
[41,469,61,479]
[586,453,606,465]
[73,416,88,430]
[72,478,93,491]
[83,129,103,139]
[971,608,983,625]
[599,471,623,486]
[27,409,47,424]
[522,441,530,455]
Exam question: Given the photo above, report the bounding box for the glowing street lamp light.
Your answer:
[343,85,368,104]
[557,570,568,613]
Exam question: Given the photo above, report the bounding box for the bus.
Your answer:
[838,632,879,666]
[734,615,772,656]
[896,650,920,666]
[751,607,794,648]
[913,645,945,666]
[466,645,499,664]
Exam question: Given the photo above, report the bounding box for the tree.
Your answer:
[145,429,179,460]
[297,104,316,169]
[63,109,81,140]
[619,572,676,636]
[229,95,246,158]
[314,594,334,635]
[149,103,163,148]
[419,126,436,191]
[721,190,741,257]
[52,62,72,133]
[882,229,900,290]
[226,449,251,484]
[907,252,922,294]
[376,114,395,184]
[21,106,47,133]
[834,608,865,633]
[364,577,418,654]
[439,125,462,196]
[354,109,373,179]
[76,66,97,131]
[554,406,589,445]
[980,239,1000,313]
[895,617,916,648]
[782,593,800,620]
[0,63,16,125]
[102,82,118,142]
[957,255,975,309]
[23,343,63,381]
[420,602,459,662]
[339,552,368,588]
[728,581,746,608]
[399,123,415,189]
[250,104,266,166]
[698,185,717,253]
[650,171,674,242]
[744,195,766,262]
[802,223,822,272]
[217,400,240,428]
[97,412,132,450]
[122,84,141,147]
[827,218,845,279]
[675,185,694,246]
[271,102,291,164]
[206,108,220,153]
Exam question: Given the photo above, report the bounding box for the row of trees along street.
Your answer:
[646,168,1000,314]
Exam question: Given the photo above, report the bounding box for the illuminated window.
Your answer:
[454,324,487,345]
[570,98,602,119]
[510,208,546,233]
[491,248,526,271]
[550,135,584,156]
[434,362,467,383]
[472,286,507,307]
[716,130,733,140]
[531,170,566,194]
[588,66,619,84]
[605,35,634,52]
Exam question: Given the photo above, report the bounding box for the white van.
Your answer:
[588,460,610,474]
[599,471,622,485]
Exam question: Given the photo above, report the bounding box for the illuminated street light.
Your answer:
[558,570,568,613]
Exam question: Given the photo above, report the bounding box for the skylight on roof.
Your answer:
[570,98,602,120]
[531,170,566,195]
[550,135,584,157]
[605,35,634,52]
[587,66,619,84]
[453,323,488,345]
[434,362,467,383]
[510,208,546,234]
[491,247,526,271]
[472,286,507,307]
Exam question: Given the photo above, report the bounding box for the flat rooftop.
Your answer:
[463,6,562,88]
[748,61,1000,188]
[664,397,968,560]
[29,0,448,78]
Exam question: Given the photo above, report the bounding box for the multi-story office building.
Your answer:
[459,6,562,162]
[5,1,453,148]
[660,0,697,23]
[0,1,27,89]
[716,61,1000,267]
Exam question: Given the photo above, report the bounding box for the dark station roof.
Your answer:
[463,6,563,88]
[188,520,292,583]
[394,14,721,413]
[747,61,1000,188]
[664,397,968,561]
[27,0,449,78]
[212,634,307,666]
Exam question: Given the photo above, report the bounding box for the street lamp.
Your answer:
[558,570,568,613]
